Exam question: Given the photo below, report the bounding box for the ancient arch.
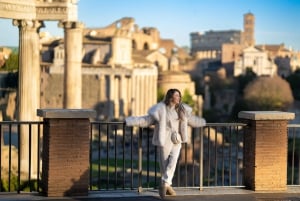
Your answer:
[0,0,83,177]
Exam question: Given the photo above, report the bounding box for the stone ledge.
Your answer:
[37,109,96,119]
[238,111,295,120]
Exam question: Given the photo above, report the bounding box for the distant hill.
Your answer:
[0,46,18,53]
[6,46,18,53]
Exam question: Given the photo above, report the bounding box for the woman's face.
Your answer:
[171,91,181,105]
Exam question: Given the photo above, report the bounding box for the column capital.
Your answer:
[12,19,44,31]
[58,21,84,29]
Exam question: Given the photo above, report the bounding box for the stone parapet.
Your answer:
[238,111,295,120]
[38,109,96,197]
[37,109,96,119]
[238,111,295,191]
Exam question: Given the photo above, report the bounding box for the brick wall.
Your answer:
[41,118,90,196]
[243,119,287,191]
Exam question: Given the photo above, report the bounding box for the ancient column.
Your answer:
[13,19,44,178]
[127,75,132,116]
[120,75,127,118]
[131,74,137,116]
[99,74,106,102]
[59,21,84,109]
[114,76,120,118]
[136,75,141,115]
[108,74,115,119]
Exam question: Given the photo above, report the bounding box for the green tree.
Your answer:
[157,87,165,102]
[2,52,19,72]
[244,76,293,110]
[236,67,257,95]
[286,69,300,100]
[182,89,194,108]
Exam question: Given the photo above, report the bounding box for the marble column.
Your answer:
[114,76,120,118]
[136,75,142,116]
[13,19,44,178]
[59,21,84,109]
[128,75,132,116]
[99,74,106,101]
[108,74,115,119]
[131,74,137,116]
[120,75,127,118]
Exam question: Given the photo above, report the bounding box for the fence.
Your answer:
[1,121,300,193]
[89,122,246,191]
[0,121,43,193]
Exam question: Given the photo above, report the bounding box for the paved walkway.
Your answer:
[1,187,300,201]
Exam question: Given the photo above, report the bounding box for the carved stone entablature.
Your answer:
[0,0,36,19]
[35,2,77,21]
[0,0,77,21]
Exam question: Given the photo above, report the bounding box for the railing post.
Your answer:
[238,111,295,191]
[37,109,96,197]
[138,128,143,193]
[199,127,204,191]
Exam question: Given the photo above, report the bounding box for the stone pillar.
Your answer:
[99,74,106,101]
[59,21,84,109]
[120,75,127,118]
[13,19,44,177]
[136,75,141,115]
[114,76,120,118]
[128,75,132,116]
[131,74,136,116]
[152,74,157,106]
[37,109,96,197]
[238,111,295,191]
[108,74,115,119]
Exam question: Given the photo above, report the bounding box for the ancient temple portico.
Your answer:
[0,0,82,176]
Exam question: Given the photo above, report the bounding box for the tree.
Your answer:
[236,67,257,95]
[157,87,165,102]
[2,52,19,72]
[243,76,294,110]
[286,69,300,100]
[182,89,194,108]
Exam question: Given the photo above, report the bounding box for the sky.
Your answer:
[0,0,300,51]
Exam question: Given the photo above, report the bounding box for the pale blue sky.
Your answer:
[0,0,300,50]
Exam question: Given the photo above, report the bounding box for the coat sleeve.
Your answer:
[125,115,155,127]
[183,103,206,128]
[187,115,206,128]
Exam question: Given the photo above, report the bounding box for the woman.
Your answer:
[125,88,206,199]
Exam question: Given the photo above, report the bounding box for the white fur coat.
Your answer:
[125,102,206,146]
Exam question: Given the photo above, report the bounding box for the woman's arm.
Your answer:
[182,104,206,128]
[188,115,206,128]
[125,115,155,127]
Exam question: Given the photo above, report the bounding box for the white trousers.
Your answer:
[158,138,181,186]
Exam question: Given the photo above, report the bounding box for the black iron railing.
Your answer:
[89,122,247,191]
[1,121,300,194]
[0,121,43,193]
[287,124,300,185]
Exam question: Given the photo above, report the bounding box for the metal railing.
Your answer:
[89,122,247,191]
[1,121,300,194]
[287,124,300,185]
[0,121,43,193]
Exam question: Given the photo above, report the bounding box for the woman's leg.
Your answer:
[158,142,182,186]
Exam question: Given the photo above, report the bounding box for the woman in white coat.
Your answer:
[125,88,206,199]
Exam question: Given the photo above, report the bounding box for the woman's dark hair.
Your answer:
[164,88,186,120]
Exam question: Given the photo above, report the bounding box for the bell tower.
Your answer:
[243,12,255,46]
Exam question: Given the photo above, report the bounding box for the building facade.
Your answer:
[40,17,199,120]
[234,46,277,77]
